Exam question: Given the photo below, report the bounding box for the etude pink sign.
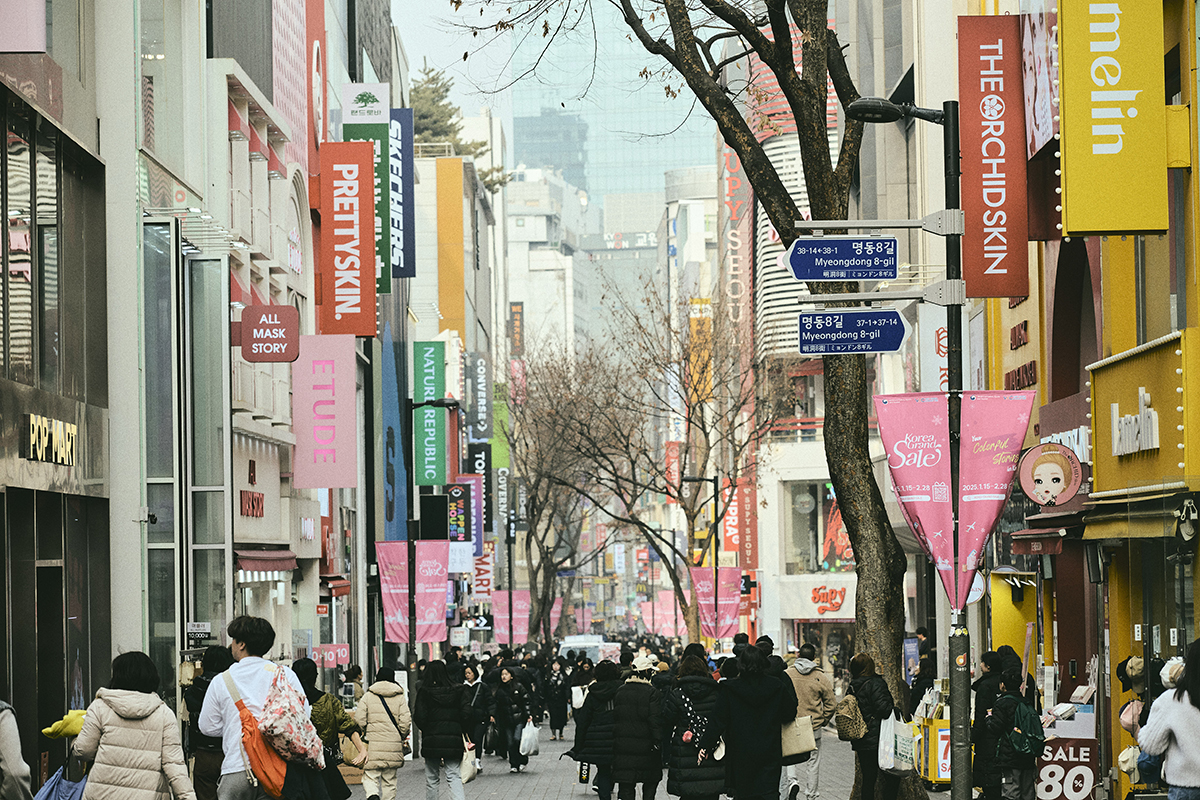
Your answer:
[875,391,1035,609]
[293,335,358,488]
[376,542,409,643]
[415,541,449,643]
[956,391,1035,606]
[874,394,956,603]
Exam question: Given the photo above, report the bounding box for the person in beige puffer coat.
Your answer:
[354,668,411,800]
[73,652,195,800]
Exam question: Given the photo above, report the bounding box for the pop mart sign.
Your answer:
[414,341,447,485]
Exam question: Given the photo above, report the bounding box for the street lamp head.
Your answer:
[846,97,905,123]
[410,397,461,410]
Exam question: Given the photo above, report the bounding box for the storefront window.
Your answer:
[193,548,226,637]
[139,0,185,169]
[147,548,176,711]
[143,222,175,478]
[37,124,59,392]
[192,491,224,545]
[820,483,854,571]
[146,483,175,545]
[784,482,817,574]
[7,100,33,384]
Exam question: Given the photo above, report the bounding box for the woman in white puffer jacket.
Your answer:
[74,652,195,800]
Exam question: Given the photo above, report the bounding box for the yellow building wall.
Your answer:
[436,158,466,341]
[989,573,1039,655]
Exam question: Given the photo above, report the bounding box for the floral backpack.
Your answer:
[258,666,326,769]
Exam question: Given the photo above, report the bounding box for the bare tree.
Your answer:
[457,0,910,715]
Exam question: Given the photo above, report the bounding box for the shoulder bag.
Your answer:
[223,673,288,798]
[375,691,411,756]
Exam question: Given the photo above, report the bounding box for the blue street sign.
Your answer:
[787,236,899,281]
[798,309,910,355]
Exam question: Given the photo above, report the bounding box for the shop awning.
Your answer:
[320,575,352,597]
[235,549,298,572]
[1082,517,1172,540]
[1011,528,1066,555]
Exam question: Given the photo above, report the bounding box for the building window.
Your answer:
[783,481,855,575]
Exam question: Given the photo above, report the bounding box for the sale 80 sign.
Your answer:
[1037,738,1096,800]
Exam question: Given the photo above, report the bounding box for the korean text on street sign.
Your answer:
[787,237,899,282]
[798,310,909,355]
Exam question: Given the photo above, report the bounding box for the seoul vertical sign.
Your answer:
[1058,2,1167,234]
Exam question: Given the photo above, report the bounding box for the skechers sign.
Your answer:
[414,341,447,485]
[1058,2,1167,234]
[318,141,376,336]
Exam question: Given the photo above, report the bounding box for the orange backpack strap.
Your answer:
[223,672,288,798]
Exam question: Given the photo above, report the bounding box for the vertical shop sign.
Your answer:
[467,352,492,439]
[1058,0,1167,234]
[456,473,485,555]
[509,303,524,356]
[415,540,450,643]
[958,15,1029,297]
[293,335,358,488]
[376,542,409,642]
[445,483,474,573]
[413,341,446,485]
[341,83,391,292]
[388,107,416,278]
[473,546,494,601]
[722,477,740,552]
[467,444,492,548]
[956,391,1034,606]
[381,323,407,540]
[318,141,376,335]
[739,477,757,569]
[664,441,681,503]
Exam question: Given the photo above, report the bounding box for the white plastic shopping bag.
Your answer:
[519,720,540,756]
[877,710,916,776]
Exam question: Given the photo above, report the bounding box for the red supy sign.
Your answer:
[958,15,1028,298]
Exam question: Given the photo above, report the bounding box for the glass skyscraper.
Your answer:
[511,19,716,202]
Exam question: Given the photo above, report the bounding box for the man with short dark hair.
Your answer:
[198,616,308,800]
[916,626,930,657]
[780,643,836,800]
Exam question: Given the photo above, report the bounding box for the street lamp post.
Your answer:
[682,475,720,639]
[845,98,969,800]
[403,397,460,664]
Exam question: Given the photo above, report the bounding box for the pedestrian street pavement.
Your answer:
[346,725,859,800]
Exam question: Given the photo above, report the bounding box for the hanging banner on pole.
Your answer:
[513,590,531,643]
[415,540,449,643]
[493,592,510,642]
[376,542,409,642]
[874,393,957,604]
[958,14,1029,297]
[690,567,740,639]
[956,391,1035,606]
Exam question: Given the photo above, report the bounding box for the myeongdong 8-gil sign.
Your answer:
[1058,1,1167,234]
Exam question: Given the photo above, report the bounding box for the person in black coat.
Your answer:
[463,664,494,773]
[972,650,1004,800]
[986,669,1038,799]
[183,645,234,800]
[848,653,898,800]
[414,660,475,800]
[661,656,723,800]
[545,659,570,740]
[697,646,798,800]
[492,667,532,772]
[571,660,623,800]
[613,656,665,800]
[909,656,937,718]
[996,645,1040,710]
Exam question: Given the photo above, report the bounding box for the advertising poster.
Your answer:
[415,540,450,643]
[691,567,740,638]
[293,334,358,488]
[956,391,1035,605]
[388,108,416,279]
[341,83,391,292]
[413,341,447,485]
[381,323,406,540]
[318,141,376,335]
[376,542,408,642]
[958,14,1028,297]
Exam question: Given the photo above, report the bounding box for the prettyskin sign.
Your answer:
[413,341,447,485]
[1058,1,1167,234]
[318,141,376,335]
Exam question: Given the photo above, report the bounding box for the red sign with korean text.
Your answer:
[318,141,376,335]
[958,15,1029,297]
[664,441,681,504]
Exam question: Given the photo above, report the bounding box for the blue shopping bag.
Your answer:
[33,767,87,800]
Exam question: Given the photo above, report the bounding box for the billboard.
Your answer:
[958,15,1028,297]
[341,83,391,292]
[318,141,376,335]
[388,108,417,279]
[293,335,358,488]
[1058,1,1167,234]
